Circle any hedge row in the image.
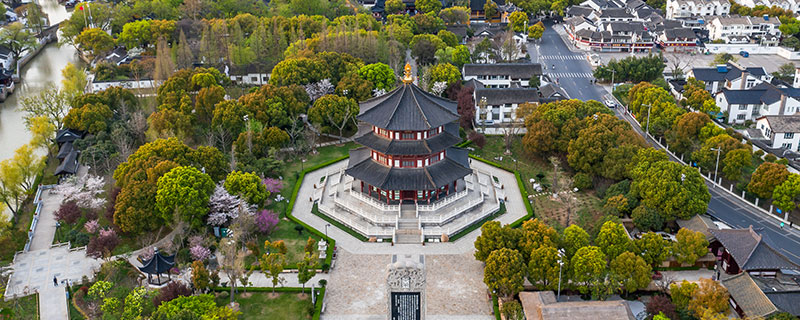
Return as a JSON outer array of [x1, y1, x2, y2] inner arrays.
[[467, 155, 535, 228], [492, 294, 501, 320], [284, 155, 350, 269], [212, 286, 326, 320]]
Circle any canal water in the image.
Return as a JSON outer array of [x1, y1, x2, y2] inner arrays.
[[0, 0, 79, 161]]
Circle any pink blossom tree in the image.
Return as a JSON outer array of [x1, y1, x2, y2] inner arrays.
[[261, 178, 284, 194], [255, 210, 279, 235], [52, 175, 106, 209], [87, 228, 120, 259]]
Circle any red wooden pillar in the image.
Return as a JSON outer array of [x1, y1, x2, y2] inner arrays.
[[361, 181, 364, 193]]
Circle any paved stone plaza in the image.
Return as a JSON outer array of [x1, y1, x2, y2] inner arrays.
[[294, 159, 526, 319]]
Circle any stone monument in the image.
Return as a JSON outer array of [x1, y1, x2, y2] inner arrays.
[[387, 254, 425, 320]]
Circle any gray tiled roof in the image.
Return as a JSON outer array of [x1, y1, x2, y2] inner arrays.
[[690, 63, 767, 82], [599, 8, 634, 18], [676, 214, 717, 238], [664, 28, 697, 40], [709, 227, 800, 271], [721, 273, 778, 319], [539, 84, 567, 99], [354, 123, 461, 156], [764, 291, 800, 315], [760, 115, 800, 133], [358, 83, 459, 131], [463, 63, 543, 79], [475, 88, 540, 105], [721, 88, 767, 105], [566, 6, 595, 17], [55, 150, 79, 176], [346, 147, 472, 190]]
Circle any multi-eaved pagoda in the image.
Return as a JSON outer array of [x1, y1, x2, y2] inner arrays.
[[346, 64, 472, 204], [314, 64, 504, 243]]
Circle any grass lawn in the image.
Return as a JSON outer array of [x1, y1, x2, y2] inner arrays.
[[215, 291, 313, 320], [470, 136, 605, 228], [0, 293, 39, 319], [244, 220, 323, 269]]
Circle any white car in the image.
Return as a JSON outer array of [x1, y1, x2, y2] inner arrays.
[[604, 99, 617, 108]]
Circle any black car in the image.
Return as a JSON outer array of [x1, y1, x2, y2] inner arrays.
[[65, 0, 77, 9]]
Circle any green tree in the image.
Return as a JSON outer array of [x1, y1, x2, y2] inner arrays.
[[669, 280, 698, 309], [484, 248, 525, 302], [358, 63, 396, 91], [773, 173, 800, 213], [308, 94, 359, 138], [439, 6, 470, 24], [385, 0, 405, 14], [561, 224, 590, 258], [18, 85, 70, 130], [595, 221, 632, 259], [416, 0, 442, 13], [633, 232, 671, 268], [191, 260, 212, 293], [156, 166, 215, 229], [24, 3, 46, 34], [748, 162, 789, 199], [451, 45, 471, 69], [224, 171, 269, 206], [508, 11, 528, 32], [269, 57, 330, 86], [527, 245, 561, 290], [153, 294, 238, 319], [570, 246, 607, 294], [665, 112, 711, 155], [609, 251, 652, 294], [75, 28, 115, 61], [631, 205, 664, 231], [428, 63, 462, 89], [0, 145, 44, 219], [484, 0, 499, 19], [63, 103, 113, 134], [772, 63, 797, 82], [61, 63, 88, 98], [437, 30, 459, 47], [296, 252, 318, 293], [631, 160, 710, 220], [411, 34, 447, 65], [474, 221, 520, 261], [500, 300, 525, 320], [0, 22, 35, 63], [721, 148, 751, 182], [119, 20, 153, 49], [519, 219, 558, 260], [688, 278, 729, 318], [672, 228, 709, 265], [528, 23, 545, 39], [260, 240, 288, 293], [711, 53, 737, 66]]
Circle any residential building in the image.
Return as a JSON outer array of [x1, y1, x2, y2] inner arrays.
[[519, 291, 636, 320], [665, 0, 730, 19], [462, 63, 543, 88], [753, 115, 800, 151], [715, 82, 800, 124], [738, 0, 798, 12], [709, 226, 800, 275], [706, 15, 781, 43], [474, 88, 540, 125], [597, 8, 636, 22], [0, 45, 14, 70], [565, 18, 655, 52], [580, 0, 625, 11], [658, 27, 699, 52], [687, 62, 769, 93], [721, 273, 780, 319]]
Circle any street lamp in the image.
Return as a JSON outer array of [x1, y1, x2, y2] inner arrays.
[[557, 248, 565, 300], [325, 223, 331, 240], [610, 69, 616, 88], [644, 103, 653, 140], [479, 96, 488, 133], [711, 147, 722, 186]]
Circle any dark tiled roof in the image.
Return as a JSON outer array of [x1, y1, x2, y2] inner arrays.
[[690, 63, 767, 82], [664, 28, 697, 40], [358, 83, 459, 131], [760, 115, 800, 133], [566, 6, 595, 17], [354, 123, 461, 156], [463, 63, 543, 79], [446, 24, 469, 38], [57, 141, 73, 160], [471, 23, 508, 37], [721, 273, 778, 319], [538, 83, 567, 99], [710, 227, 800, 271], [55, 150, 79, 176], [721, 88, 767, 105], [676, 214, 718, 238], [470, 0, 506, 10], [138, 250, 176, 274], [55, 129, 84, 144], [599, 8, 633, 18], [346, 147, 472, 190], [464, 78, 485, 89], [764, 291, 800, 316], [475, 88, 540, 105]]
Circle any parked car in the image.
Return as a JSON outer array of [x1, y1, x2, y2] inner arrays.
[[604, 99, 617, 108], [651, 270, 663, 280], [655, 231, 677, 242], [65, 0, 77, 9], [739, 51, 749, 57]]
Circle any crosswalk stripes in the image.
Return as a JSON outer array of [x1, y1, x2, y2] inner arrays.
[[539, 55, 586, 60], [547, 72, 594, 78]]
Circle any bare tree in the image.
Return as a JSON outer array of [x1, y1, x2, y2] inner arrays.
[[667, 52, 696, 80], [501, 108, 523, 155], [495, 31, 520, 62]]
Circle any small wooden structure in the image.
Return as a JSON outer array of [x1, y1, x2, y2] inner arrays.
[[138, 249, 176, 285]]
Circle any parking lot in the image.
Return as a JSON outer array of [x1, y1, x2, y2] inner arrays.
[[594, 51, 795, 74]]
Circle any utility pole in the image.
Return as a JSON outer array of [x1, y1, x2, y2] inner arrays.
[[610, 69, 616, 87], [557, 248, 565, 300], [479, 96, 488, 134], [711, 147, 722, 186], [645, 103, 652, 140]]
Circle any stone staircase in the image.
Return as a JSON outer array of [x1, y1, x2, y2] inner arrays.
[[395, 204, 421, 244]]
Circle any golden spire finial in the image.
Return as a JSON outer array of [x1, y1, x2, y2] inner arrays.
[[402, 63, 413, 84]]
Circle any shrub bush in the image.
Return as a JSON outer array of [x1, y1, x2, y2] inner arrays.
[[573, 173, 592, 190], [153, 281, 192, 307], [468, 131, 486, 149], [55, 201, 82, 224]]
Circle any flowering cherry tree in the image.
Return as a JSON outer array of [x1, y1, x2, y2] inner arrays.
[[206, 184, 253, 226], [304, 79, 334, 102], [52, 175, 106, 209], [84, 219, 99, 233], [255, 210, 279, 235], [190, 245, 211, 261]]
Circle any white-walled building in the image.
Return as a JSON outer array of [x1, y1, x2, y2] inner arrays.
[[474, 88, 540, 125], [462, 63, 544, 88], [738, 0, 798, 13], [665, 0, 730, 19], [755, 115, 800, 151], [706, 15, 781, 43], [687, 62, 770, 93], [716, 83, 800, 124]]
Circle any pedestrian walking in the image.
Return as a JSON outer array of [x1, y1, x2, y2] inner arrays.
[[53, 276, 58, 287], [780, 222, 785, 229]]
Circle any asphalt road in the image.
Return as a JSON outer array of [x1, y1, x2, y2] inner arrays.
[[527, 21, 606, 102], [532, 20, 800, 265]]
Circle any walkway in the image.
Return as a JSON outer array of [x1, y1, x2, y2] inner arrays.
[[4, 166, 100, 320]]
